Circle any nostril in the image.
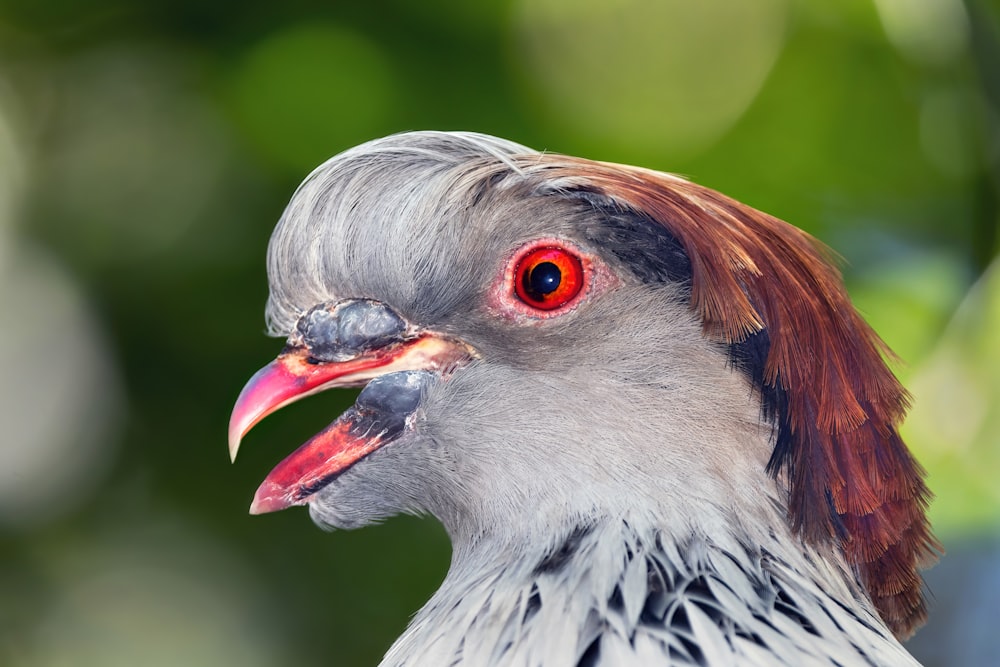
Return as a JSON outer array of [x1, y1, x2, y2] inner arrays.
[[296, 299, 408, 362], [336, 299, 407, 351]]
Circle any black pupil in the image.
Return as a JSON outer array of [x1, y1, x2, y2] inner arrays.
[[526, 261, 562, 297]]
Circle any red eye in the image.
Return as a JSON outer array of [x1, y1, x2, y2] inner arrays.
[[513, 245, 585, 311]]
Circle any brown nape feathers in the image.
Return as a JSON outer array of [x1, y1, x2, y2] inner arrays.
[[540, 157, 940, 638]]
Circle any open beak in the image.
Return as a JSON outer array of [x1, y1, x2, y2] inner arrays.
[[229, 299, 475, 514]]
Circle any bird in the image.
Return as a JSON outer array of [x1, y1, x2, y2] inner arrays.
[[228, 131, 939, 666]]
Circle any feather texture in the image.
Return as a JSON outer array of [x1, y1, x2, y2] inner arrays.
[[382, 518, 921, 666], [527, 158, 940, 637]]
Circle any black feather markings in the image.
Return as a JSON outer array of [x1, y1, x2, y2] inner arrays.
[[535, 523, 595, 575], [570, 189, 693, 288]]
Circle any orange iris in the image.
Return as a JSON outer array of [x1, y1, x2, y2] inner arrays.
[[513, 246, 585, 311]]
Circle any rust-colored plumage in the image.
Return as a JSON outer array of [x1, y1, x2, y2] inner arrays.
[[539, 157, 939, 638]]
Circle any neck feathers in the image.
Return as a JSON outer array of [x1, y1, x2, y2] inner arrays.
[[383, 518, 920, 667]]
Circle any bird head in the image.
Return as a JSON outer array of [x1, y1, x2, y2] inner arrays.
[[229, 131, 937, 638]]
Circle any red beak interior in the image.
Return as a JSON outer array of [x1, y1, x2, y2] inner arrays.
[[229, 334, 474, 514]]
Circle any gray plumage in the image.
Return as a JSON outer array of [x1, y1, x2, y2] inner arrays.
[[247, 131, 927, 666]]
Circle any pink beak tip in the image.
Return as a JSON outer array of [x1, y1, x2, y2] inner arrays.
[[249, 483, 299, 515]]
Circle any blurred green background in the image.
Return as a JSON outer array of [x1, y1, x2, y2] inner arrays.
[[1, 0, 998, 665]]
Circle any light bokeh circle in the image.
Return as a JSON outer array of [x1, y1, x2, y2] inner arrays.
[[511, 0, 789, 159]]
